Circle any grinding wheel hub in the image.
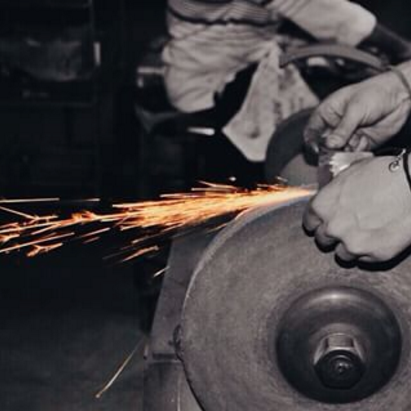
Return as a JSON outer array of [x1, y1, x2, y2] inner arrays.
[[181, 198, 411, 411]]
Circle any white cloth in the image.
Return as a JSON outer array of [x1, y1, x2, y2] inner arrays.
[[223, 43, 319, 161]]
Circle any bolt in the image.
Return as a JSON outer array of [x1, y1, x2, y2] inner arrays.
[[173, 325, 183, 359], [313, 333, 366, 390]]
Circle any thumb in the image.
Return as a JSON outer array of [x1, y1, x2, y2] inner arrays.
[[325, 103, 364, 150]]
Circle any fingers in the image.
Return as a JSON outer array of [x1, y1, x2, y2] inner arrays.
[[346, 134, 370, 152], [335, 243, 357, 262], [304, 93, 347, 153], [324, 103, 364, 150], [303, 200, 337, 249], [314, 224, 338, 249], [302, 203, 322, 233], [304, 88, 366, 153], [304, 110, 327, 155], [303, 200, 357, 262], [357, 255, 375, 264]]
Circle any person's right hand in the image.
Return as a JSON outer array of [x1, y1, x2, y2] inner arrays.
[[304, 66, 411, 153]]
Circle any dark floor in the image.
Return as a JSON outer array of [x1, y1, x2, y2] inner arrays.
[[0, 246, 146, 411]]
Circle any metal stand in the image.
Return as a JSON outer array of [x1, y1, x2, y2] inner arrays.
[[143, 230, 216, 411]]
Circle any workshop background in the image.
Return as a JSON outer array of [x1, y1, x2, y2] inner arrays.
[[0, 1, 409, 411]]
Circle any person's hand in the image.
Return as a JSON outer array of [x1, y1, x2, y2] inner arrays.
[[304, 68, 411, 154], [303, 156, 411, 263]]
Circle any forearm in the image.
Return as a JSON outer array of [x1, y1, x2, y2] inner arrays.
[[267, 0, 376, 45]]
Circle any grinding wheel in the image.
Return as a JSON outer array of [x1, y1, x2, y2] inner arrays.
[[265, 109, 317, 186], [181, 198, 411, 411]]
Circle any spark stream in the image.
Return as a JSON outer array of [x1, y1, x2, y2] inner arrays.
[[0, 183, 312, 262]]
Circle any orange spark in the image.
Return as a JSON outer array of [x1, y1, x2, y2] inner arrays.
[[0, 183, 313, 262], [27, 243, 63, 257]]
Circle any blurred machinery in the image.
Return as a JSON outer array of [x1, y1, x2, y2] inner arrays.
[[0, 0, 125, 198]]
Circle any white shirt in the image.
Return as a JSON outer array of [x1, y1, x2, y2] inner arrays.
[[163, 0, 376, 112], [162, 0, 376, 161]]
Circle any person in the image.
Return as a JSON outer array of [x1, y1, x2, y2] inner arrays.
[[162, 0, 411, 163], [303, 61, 411, 263]]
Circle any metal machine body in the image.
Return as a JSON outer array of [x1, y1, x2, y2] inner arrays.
[[143, 231, 215, 411], [144, 197, 411, 411]]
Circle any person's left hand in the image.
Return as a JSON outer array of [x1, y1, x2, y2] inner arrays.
[[303, 156, 411, 263]]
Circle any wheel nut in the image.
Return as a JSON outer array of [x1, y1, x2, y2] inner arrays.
[[313, 334, 366, 390]]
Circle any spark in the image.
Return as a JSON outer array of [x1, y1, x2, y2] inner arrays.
[[153, 266, 169, 278], [0, 205, 36, 220], [95, 336, 147, 399], [0, 183, 313, 262], [27, 243, 63, 257], [0, 197, 60, 204]]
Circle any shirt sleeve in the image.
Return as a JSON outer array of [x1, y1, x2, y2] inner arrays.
[[267, 0, 377, 46]]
